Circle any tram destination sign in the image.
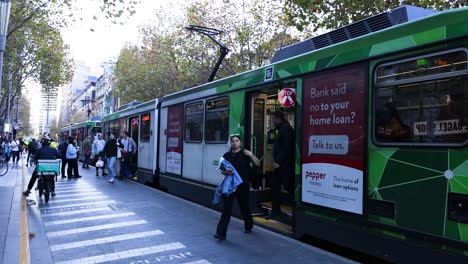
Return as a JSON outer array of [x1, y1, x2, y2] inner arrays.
[[301, 63, 366, 215]]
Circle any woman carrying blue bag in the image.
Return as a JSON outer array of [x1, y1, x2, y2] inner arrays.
[[214, 135, 260, 241]]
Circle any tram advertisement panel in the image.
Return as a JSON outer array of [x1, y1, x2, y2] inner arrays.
[[301, 63, 366, 214], [166, 104, 184, 175]]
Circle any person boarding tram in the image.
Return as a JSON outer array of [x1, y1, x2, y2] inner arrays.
[[269, 111, 294, 220]]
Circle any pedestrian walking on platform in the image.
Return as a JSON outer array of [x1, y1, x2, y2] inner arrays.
[[93, 133, 107, 176], [214, 135, 260, 241], [104, 132, 123, 183], [58, 137, 68, 178], [120, 131, 136, 178], [82, 136, 92, 169], [66, 137, 81, 179], [11, 137, 20, 167]]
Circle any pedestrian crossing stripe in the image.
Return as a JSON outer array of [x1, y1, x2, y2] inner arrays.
[[47, 220, 147, 237], [49, 195, 108, 203], [41, 207, 112, 217], [54, 242, 185, 264], [44, 212, 135, 225], [39, 200, 115, 210], [56, 191, 102, 198], [50, 230, 164, 251]]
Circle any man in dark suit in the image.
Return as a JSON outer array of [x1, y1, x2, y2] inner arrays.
[[269, 111, 294, 219]]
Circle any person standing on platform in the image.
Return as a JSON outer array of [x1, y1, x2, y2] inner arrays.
[[214, 135, 260, 241], [58, 137, 68, 178], [66, 137, 81, 179], [120, 131, 137, 178], [268, 111, 294, 220], [26, 139, 38, 167], [10, 137, 20, 167], [82, 136, 92, 169], [103, 132, 123, 183], [92, 133, 107, 176]]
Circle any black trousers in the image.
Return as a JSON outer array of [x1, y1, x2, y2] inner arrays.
[[271, 165, 293, 215], [67, 158, 79, 178], [12, 151, 20, 163], [216, 183, 253, 237], [83, 155, 91, 168], [61, 158, 67, 176], [27, 171, 55, 192]]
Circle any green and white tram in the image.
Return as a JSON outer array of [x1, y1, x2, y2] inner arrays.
[[155, 6, 468, 263], [60, 120, 102, 160], [101, 100, 160, 184]]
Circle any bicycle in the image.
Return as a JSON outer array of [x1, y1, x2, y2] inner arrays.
[[36, 160, 60, 203], [0, 155, 9, 177]]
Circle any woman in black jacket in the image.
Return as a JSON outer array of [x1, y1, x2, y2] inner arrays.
[[103, 132, 123, 183], [215, 135, 260, 240]]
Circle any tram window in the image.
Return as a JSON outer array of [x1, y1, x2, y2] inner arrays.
[[140, 114, 151, 142], [185, 102, 204, 142], [205, 98, 229, 143], [376, 50, 467, 86], [375, 76, 468, 145]]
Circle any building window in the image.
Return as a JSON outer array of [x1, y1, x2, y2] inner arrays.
[[140, 113, 151, 142], [374, 50, 468, 146], [205, 98, 229, 143], [185, 101, 204, 142]]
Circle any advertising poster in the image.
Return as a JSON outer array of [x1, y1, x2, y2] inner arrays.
[[166, 104, 184, 175], [301, 64, 366, 214]]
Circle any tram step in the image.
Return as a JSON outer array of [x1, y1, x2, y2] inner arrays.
[[253, 216, 293, 236], [259, 201, 293, 216]]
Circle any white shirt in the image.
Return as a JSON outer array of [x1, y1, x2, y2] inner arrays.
[[93, 139, 106, 154], [11, 140, 20, 151]]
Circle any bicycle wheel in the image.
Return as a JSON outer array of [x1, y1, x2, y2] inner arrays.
[[0, 160, 8, 176]]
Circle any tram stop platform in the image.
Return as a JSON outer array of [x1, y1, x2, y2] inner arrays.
[[1, 159, 356, 264]]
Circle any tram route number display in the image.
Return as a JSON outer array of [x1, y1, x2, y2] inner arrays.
[[413, 119, 467, 136], [301, 64, 366, 215]]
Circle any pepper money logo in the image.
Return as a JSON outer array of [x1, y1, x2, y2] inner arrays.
[[305, 171, 326, 187]]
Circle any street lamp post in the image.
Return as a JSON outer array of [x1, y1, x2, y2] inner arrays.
[[0, 0, 11, 133]]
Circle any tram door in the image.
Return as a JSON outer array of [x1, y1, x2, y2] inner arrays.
[[129, 116, 140, 175], [138, 112, 152, 170], [249, 94, 268, 189]]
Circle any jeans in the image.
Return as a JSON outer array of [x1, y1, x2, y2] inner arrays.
[[107, 157, 116, 181]]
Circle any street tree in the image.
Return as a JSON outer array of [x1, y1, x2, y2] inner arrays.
[[283, 0, 468, 33], [113, 0, 298, 104]]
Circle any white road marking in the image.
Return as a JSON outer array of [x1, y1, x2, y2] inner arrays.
[[45, 212, 135, 225], [55, 185, 92, 190], [182, 260, 212, 264], [54, 188, 96, 194], [56, 192, 102, 198], [50, 230, 164, 251], [50, 195, 108, 203], [47, 220, 147, 237], [40, 200, 115, 210], [41, 207, 112, 217], [55, 242, 186, 264]]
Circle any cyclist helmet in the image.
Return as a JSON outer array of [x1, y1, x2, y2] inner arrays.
[[41, 137, 51, 146]]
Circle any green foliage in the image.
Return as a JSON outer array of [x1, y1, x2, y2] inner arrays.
[[0, 0, 73, 120], [283, 0, 468, 33], [113, 0, 298, 104]]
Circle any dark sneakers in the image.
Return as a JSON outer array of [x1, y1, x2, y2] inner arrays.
[[22, 190, 30, 197], [214, 233, 226, 241]]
